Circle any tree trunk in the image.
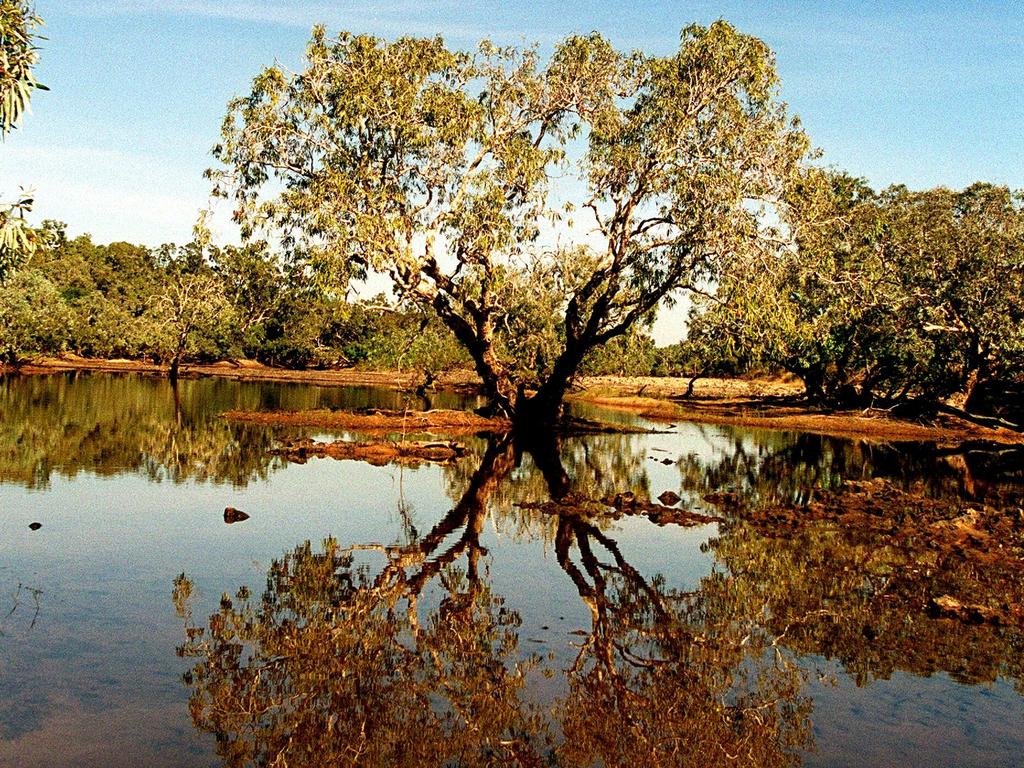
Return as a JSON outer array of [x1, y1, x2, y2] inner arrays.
[[473, 344, 518, 418], [428, 299, 517, 418], [515, 390, 564, 432], [169, 351, 182, 383], [515, 344, 588, 431], [796, 366, 825, 404], [963, 367, 983, 414], [962, 338, 989, 414], [684, 366, 709, 399]]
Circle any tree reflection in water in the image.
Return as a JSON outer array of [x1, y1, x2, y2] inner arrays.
[[553, 513, 810, 767], [0, 374, 285, 487], [174, 428, 1024, 767], [674, 431, 1024, 690], [673, 427, 1024, 507], [175, 433, 815, 767]]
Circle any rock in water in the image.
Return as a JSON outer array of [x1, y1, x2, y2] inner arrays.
[[658, 490, 682, 506], [28, 522, 42, 531], [224, 507, 250, 524]]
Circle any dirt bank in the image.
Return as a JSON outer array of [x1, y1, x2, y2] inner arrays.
[[223, 407, 510, 435], [571, 393, 1024, 446], [576, 373, 803, 401], [8, 355, 480, 390]]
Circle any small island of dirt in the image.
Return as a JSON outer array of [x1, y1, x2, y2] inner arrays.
[[223, 407, 510, 435]]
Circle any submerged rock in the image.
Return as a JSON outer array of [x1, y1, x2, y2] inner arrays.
[[224, 507, 250, 524], [658, 490, 682, 506]]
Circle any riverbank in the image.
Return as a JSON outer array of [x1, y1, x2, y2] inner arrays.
[[4, 354, 482, 390], [7, 355, 1022, 446], [574, 393, 1024, 446]]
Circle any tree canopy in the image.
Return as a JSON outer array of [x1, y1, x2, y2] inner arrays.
[[211, 22, 808, 425], [0, 0, 44, 134], [687, 172, 1024, 418]]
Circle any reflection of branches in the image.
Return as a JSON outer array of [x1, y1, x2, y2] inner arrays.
[[708, 494, 1024, 691], [171, 421, 1024, 767], [676, 429, 1023, 510], [176, 537, 550, 766], [0, 582, 42, 636], [353, 434, 516, 606], [515, 435, 812, 766], [175, 433, 551, 766], [551, 512, 811, 768], [175, 431, 815, 768]]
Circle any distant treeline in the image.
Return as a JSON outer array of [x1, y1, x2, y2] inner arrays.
[[0, 222, 679, 380], [685, 179, 1024, 421], [2, 172, 1022, 426]]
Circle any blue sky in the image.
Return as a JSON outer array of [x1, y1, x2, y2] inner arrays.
[[1, 1, 1022, 335], [3, 0, 1022, 247]]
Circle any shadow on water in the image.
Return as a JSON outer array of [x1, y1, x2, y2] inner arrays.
[[174, 429, 1024, 768]]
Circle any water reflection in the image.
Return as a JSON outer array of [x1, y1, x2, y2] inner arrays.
[[3, 373, 1023, 765], [4, 371, 1017, 500], [706, 499, 1024, 692], [175, 435, 550, 766], [553, 511, 811, 768], [0, 373, 479, 488], [175, 434, 816, 766], [674, 427, 1024, 506], [177, 430, 1024, 767], [174, 430, 1015, 765]]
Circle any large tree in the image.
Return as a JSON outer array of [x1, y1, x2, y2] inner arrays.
[[211, 22, 808, 426]]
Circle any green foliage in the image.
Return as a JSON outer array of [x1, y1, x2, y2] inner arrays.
[[0, 2, 47, 281], [211, 22, 808, 421], [580, 325, 657, 377], [0, 0, 45, 134], [0, 266, 72, 361], [0, 227, 470, 376], [28, 232, 160, 358], [340, 300, 470, 378], [0, 191, 46, 278], [144, 269, 235, 371], [687, 173, 1024, 413]]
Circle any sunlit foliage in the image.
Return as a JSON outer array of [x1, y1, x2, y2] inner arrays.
[[0, 1, 47, 278], [688, 173, 1024, 416], [211, 22, 808, 423]]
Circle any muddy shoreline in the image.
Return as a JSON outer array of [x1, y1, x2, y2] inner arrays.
[[6, 355, 1022, 446]]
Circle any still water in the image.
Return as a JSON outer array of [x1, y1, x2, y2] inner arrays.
[[1, 372, 1022, 767]]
